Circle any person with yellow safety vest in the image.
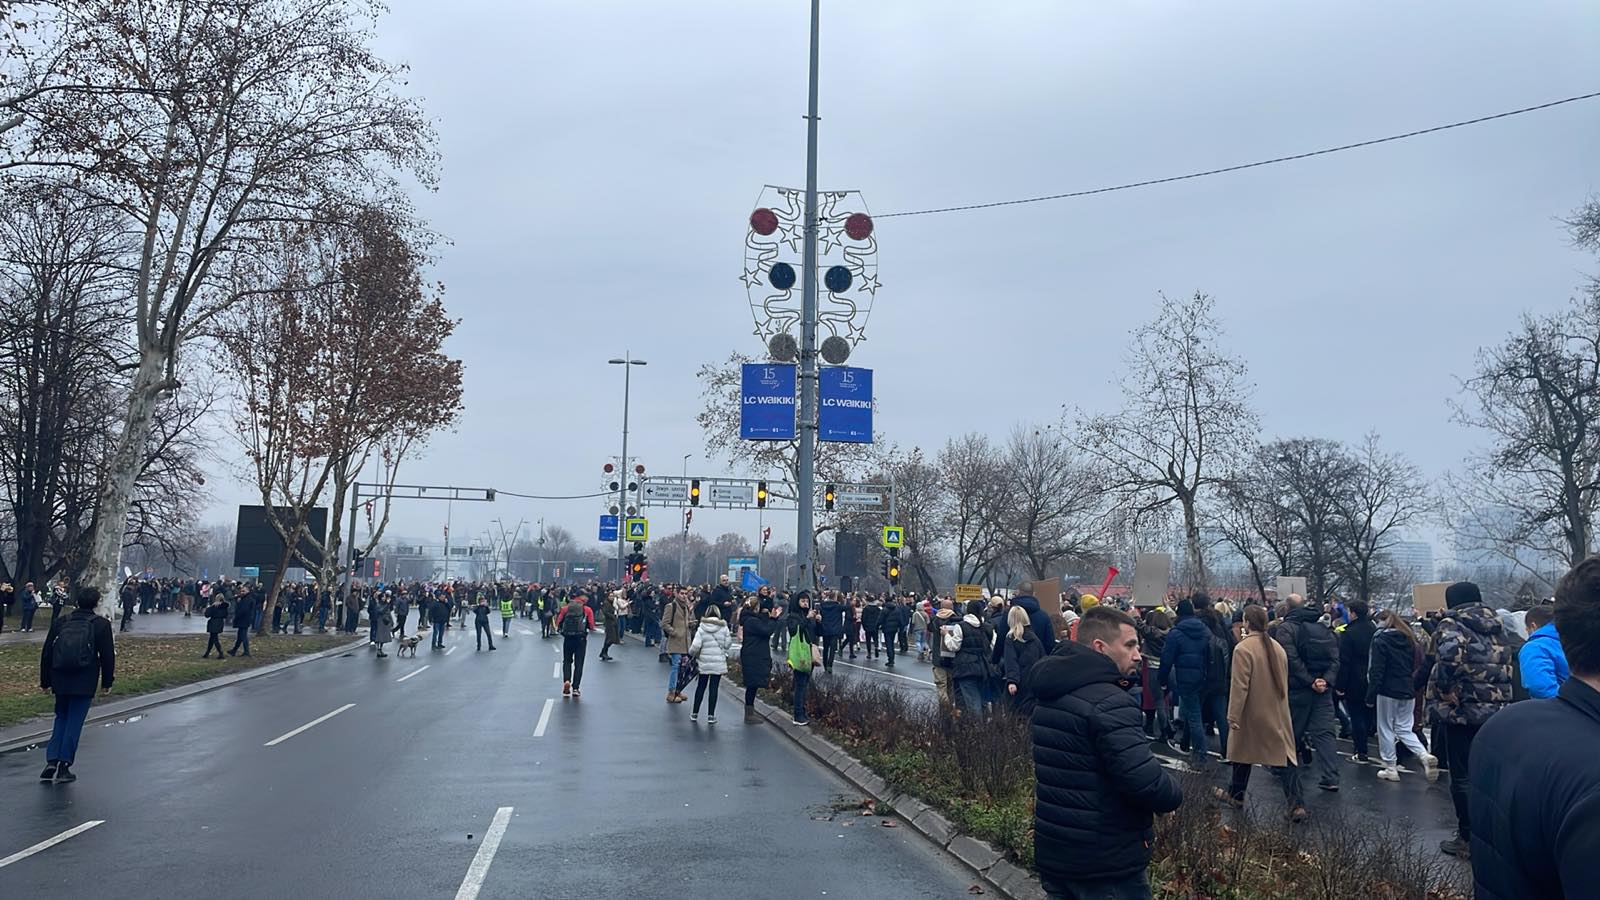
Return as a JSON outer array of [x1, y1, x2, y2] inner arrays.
[[500, 590, 515, 637]]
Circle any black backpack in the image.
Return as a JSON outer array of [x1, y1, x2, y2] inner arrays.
[[1293, 619, 1337, 678], [560, 601, 588, 636], [1205, 630, 1231, 689], [52, 615, 98, 671]]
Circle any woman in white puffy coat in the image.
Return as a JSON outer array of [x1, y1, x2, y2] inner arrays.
[[688, 607, 734, 724]]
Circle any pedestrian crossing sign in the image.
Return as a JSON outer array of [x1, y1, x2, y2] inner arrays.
[[881, 526, 904, 549], [625, 517, 649, 541]]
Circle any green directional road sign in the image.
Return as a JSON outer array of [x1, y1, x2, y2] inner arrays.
[[881, 526, 904, 549], [625, 517, 649, 542]]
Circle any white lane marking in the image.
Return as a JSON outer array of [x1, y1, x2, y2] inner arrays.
[[454, 806, 513, 900], [0, 820, 105, 869], [396, 665, 430, 683], [445, 645, 457, 655], [552, 658, 561, 679], [263, 703, 356, 747], [519, 628, 535, 636], [533, 698, 555, 737], [832, 660, 935, 686]]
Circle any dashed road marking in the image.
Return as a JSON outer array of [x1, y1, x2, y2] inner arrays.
[[534, 698, 555, 738], [0, 820, 104, 869], [264, 703, 356, 747], [454, 806, 513, 900], [396, 665, 430, 683]]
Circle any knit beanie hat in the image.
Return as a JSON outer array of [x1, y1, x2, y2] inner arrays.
[[1445, 582, 1483, 609], [1176, 598, 1196, 618]]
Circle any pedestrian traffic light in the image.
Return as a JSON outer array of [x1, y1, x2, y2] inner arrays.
[[824, 484, 835, 511], [756, 480, 768, 507], [887, 547, 901, 586], [690, 479, 701, 506]]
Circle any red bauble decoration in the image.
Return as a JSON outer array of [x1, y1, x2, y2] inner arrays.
[[750, 208, 779, 236]]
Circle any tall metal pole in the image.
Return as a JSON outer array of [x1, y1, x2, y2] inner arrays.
[[617, 359, 633, 584], [795, 0, 822, 591], [680, 453, 691, 584]]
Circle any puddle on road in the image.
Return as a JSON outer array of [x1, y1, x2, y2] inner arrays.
[[101, 714, 146, 728]]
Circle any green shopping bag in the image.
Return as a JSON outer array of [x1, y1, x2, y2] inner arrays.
[[787, 630, 813, 673]]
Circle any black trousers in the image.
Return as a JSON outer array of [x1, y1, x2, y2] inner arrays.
[[475, 621, 495, 650], [882, 630, 897, 665], [1445, 723, 1479, 839], [692, 673, 721, 716], [1228, 761, 1304, 807], [203, 633, 224, 657], [822, 635, 840, 670], [563, 635, 587, 687]]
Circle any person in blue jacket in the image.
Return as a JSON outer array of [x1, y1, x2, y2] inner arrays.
[[1519, 604, 1568, 699], [1158, 598, 1214, 768]]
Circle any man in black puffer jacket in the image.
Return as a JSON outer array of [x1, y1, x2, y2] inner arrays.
[[1026, 605, 1182, 899]]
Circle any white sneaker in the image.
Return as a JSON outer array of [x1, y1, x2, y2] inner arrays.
[[1421, 753, 1440, 783], [1377, 767, 1401, 782]]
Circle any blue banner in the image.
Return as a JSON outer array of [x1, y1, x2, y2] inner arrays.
[[740, 569, 769, 592], [598, 515, 618, 542], [740, 364, 797, 440], [819, 366, 873, 443]]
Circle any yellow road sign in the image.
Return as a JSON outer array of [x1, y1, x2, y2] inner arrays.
[[881, 526, 904, 549]]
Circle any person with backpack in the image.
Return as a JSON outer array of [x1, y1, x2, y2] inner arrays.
[[202, 591, 229, 659], [1425, 581, 1514, 859], [556, 593, 594, 697], [948, 599, 995, 717], [817, 593, 845, 672], [1275, 593, 1343, 792], [1159, 598, 1216, 768], [38, 587, 115, 783]]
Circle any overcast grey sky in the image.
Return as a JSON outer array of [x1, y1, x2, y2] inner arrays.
[[205, 1, 1599, 562]]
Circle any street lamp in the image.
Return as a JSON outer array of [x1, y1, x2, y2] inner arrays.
[[610, 356, 647, 583]]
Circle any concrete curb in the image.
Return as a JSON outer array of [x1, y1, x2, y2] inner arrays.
[[0, 637, 366, 753], [718, 679, 1046, 900]]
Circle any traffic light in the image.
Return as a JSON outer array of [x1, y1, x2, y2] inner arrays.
[[756, 480, 768, 508], [824, 484, 835, 511], [689, 479, 701, 506], [887, 548, 901, 586]]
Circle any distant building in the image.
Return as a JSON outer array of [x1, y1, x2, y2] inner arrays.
[[1384, 541, 1435, 582]]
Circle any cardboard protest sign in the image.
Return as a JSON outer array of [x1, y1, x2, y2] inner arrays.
[[1412, 582, 1451, 614], [1275, 576, 1308, 601], [1133, 554, 1171, 607]]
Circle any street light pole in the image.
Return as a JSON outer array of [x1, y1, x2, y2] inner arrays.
[[610, 356, 647, 584], [795, 0, 822, 592]]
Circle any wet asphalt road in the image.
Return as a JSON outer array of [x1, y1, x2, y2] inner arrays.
[[819, 645, 1465, 852], [0, 624, 979, 900]]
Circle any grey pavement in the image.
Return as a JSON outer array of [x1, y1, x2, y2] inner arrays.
[[0, 623, 980, 899]]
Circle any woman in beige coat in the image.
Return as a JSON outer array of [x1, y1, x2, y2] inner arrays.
[[1220, 604, 1307, 821]]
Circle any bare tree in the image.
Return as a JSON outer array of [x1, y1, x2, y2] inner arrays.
[[937, 432, 1013, 587], [1332, 433, 1431, 603], [869, 446, 944, 592], [15, 0, 436, 596], [1448, 294, 1600, 585], [1080, 292, 1256, 590], [1259, 438, 1358, 603], [1211, 475, 1279, 603], [1000, 426, 1105, 581]]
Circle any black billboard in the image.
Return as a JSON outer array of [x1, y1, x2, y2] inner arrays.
[[834, 531, 871, 578], [233, 505, 329, 569]]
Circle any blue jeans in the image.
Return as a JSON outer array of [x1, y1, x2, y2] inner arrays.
[[46, 694, 94, 765], [432, 622, 446, 647], [1042, 870, 1152, 900], [668, 653, 682, 692], [793, 669, 811, 722]]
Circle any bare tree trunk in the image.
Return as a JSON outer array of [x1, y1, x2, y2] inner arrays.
[[1182, 495, 1208, 592], [83, 350, 168, 606]]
